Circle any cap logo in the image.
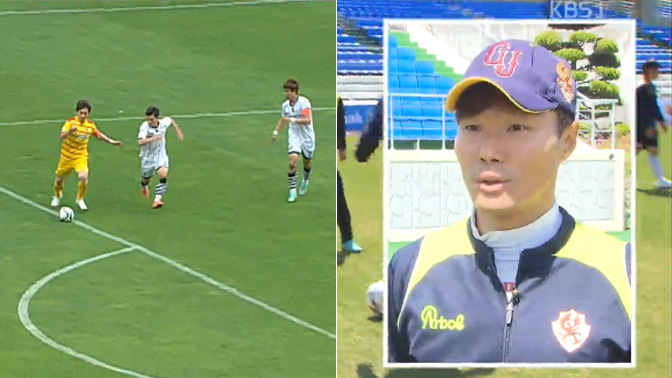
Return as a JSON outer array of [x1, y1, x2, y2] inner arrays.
[[556, 60, 575, 103], [483, 41, 522, 78]]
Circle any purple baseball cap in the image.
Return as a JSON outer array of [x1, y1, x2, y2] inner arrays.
[[445, 39, 577, 118]]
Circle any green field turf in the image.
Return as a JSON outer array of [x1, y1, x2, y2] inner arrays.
[[0, 1, 335, 377], [337, 134, 671, 378]]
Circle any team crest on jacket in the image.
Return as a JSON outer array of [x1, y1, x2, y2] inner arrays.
[[552, 309, 591, 353]]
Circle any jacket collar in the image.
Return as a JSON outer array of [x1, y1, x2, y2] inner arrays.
[[469, 207, 576, 287]]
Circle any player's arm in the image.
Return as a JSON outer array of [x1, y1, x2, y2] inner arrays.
[[137, 123, 158, 145], [284, 107, 312, 125], [59, 122, 77, 140], [95, 129, 123, 146], [270, 115, 285, 141], [649, 87, 667, 130], [170, 118, 184, 141], [337, 96, 346, 152]]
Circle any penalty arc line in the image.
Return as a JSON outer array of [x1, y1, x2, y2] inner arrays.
[[0, 0, 321, 17], [0, 185, 336, 342], [0, 107, 335, 127], [17, 246, 160, 378]]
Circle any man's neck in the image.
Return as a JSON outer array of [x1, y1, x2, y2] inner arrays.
[[475, 199, 555, 235]]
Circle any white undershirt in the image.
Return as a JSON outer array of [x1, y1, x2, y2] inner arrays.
[[470, 203, 563, 286]]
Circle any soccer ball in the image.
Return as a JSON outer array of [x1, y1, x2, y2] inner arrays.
[[59, 207, 75, 222], [366, 280, 385, 316]]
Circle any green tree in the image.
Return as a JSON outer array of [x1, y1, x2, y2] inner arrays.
[[554, 48, 586, 70], [588, 52, 620, 69], [595, 66, 620, 80], [534, 31, 562, 51], [595, 38, 619, 53], [570, 31, 598, 47], [589, 81, 619, 100], [573, 70, 589, 82]]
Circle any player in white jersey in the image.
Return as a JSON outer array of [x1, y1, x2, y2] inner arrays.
[[270, 78, 316, 203], [137, 106, 183, 209]]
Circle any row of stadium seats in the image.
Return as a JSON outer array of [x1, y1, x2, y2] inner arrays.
[[340, 0, 672, 142], [389, 75, 454, 93], [337, 0, 672, 75], [389, 105, 454, 119], [388, 120, 458, 141]]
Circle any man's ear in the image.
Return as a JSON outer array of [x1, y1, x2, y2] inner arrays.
[[560, 120, 579, 161]]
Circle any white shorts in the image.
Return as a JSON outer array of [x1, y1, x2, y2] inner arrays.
[[141, 157, 169, 178], [288, 134, 315, 160]]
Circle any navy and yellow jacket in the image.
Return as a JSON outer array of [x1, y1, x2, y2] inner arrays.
[[355, 97, 383, 162], [338, 95, 346, 152], [388, 207, 631, 363]]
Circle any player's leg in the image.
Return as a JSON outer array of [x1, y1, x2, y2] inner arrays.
[[52, 159, 73, 207], [299, 143, 314, 196], [140, 165, 153, 198], [153, 166, 169, 209], [287, 153, 300, 203], [644, 128, 671, 188], [337, 170, 362, 253], [287, 135, 301, 202], [74, 160, 90, 211]]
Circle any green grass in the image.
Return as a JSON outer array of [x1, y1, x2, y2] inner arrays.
[[0, 1, 335, 377], [337, 134, 671, 377]]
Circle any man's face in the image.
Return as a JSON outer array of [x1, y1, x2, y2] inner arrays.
[[146, 114, 158, 126], [76, 108, 89, 123], [645, 67, 660, 81], [454, 101, 577, 219], [284, 88, 297, 101]]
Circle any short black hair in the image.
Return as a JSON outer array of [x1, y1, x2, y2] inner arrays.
[[76, 100, 91, 112], [642, 60, 660, 71], [283, 78, 299, 93], [145, 106, 160, 117], [454, 82, 574, 135]]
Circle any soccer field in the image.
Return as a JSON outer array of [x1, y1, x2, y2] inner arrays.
[[0, 1, 335, 377], [337, 133, 671, 378]]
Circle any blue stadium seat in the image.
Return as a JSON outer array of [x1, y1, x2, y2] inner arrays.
[[401, 106, 422, 118], [437, 77, 454, 92], [399, 75, 418, 89], [422, 120, 443, 140], [389, 76, 400, 88], [416, 61, 435, 75], [389, 35, 398, 48], [398, 60, 416, 74], [418, 76, 437, 90], [397, 48, 416, 61], [402, 121, 423, 139], [388, 48, 398, 59], [421, 106, 443, 118]]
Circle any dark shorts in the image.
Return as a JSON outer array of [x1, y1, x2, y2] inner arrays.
[[637, 125, 658, 149]]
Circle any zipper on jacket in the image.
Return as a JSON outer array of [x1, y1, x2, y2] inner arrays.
[[502, 289, 519, 362]]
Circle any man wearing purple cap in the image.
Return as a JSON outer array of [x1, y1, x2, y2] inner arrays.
[[387, 40, 631, 364]]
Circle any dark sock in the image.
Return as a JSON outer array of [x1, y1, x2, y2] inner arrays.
[[288, 171, 297, 190]]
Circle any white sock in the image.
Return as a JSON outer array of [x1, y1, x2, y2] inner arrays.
[[648, 155, 664, 181], [155, 194, 162, 202]]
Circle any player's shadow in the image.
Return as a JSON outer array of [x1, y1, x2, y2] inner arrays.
[[337, 250, 356, 266], [356, 363, 494, 378], [637, 187, 672, 197]]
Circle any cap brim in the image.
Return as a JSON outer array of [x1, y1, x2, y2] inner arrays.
[[445, 77, 541, 114]]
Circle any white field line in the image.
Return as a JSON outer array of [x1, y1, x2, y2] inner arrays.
[[17, 247, 159, 378], [1, 185, 336, 341], [0, 107, 335, 127], [0, 0, 316, 17]]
